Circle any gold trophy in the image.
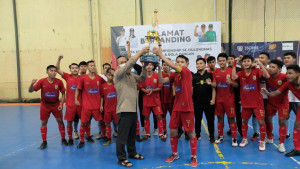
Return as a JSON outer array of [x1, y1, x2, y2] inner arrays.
[[142, 9, 159, 64]]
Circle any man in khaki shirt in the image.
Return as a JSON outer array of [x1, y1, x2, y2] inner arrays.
[[114, 46, 148, 167]]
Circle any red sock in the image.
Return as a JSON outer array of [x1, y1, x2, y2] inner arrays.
[[80, 125, 85, 142], [217, 121, 224, 137], [86, 124, 91, 137], [144, 119, 150, 135], [136, 120, 140, 135], [100, 122, 106, 137], [279, 125, 287, 144], [230, 122, 237, 139], [41, 126, 47, 142], [58, 124, 65, 139], [163, 118, 167, 133], [106, 125, 111, 139], [158, 119, 164, 135], [67, 125, 73, 140], [293, 129, 300, 150], [266, 122, 273, 139], [260, 124, 266, 142], [170, 136, 178, 153], [190, 137, 197, 157], [242, 122, 248, 139]]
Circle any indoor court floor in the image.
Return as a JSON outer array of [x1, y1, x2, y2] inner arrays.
[[0, 104, 299, 169]]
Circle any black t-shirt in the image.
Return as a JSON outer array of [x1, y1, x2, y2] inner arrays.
[[231, 66, 241, 103], [192, 70, 213, 104]]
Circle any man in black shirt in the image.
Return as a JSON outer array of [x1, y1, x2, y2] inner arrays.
[[193, 58, 216, 143]]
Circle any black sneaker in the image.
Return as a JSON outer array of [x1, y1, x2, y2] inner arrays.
[[210, 138, 215, 144], [177, 128, 184, 138], [286, 134, 290, 139], [77, 141, 85, 148], [136, 135, 142, 142], [215, 136, 224, 144], [39, 141, 47, 149], [61, 139, 69, 146], [285, 149, 300, 157], [86, 136, 94, 143], [104, 136, 109, 141], [227, 130, 232, 135], [184, 132, 190, 141], [68, 139, 74, 146]]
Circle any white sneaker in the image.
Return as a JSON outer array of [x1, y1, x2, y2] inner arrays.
[[96, 133, 102, 140], [266, 138, 273, 144], [141, 128, 146, 135], [215, 136, 224, 144], [113, 131, 118, 137], [239, 139, 248, 147], [278, 143, 286, 153], [232, 138, 238, 147], [259, 141, 266, 151], [153, 128, 159, 136]]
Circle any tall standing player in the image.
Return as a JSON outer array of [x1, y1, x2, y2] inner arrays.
[[28, 65, 68, 149], [155, 48, 198, 167], [56, 55, 82, 145], [262, 65, 300, 156], [212, 53, 238, 146], [75, 61, 103, 148], [232, 55, 270, 151]]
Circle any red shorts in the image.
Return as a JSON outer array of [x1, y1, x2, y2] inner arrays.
[[242, 106, 265, 121], [296, 108, 300, 122], [266, 104, 289, 118], [40, 103, 62, 121], [81, 108, 102, 123], [104, 111, 118, 123], [161, 103, 173, 116], [215, 102, 236, 118], [64, 105, 82, 121], [143, 106, 163, 116], [169, 111, 194, 132]]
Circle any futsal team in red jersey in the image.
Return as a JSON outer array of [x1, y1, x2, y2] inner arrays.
[[28, 43, 300, 168]]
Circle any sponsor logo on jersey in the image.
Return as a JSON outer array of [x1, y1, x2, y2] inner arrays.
[[175, 85, 182, 93], [243, 84, 256, 91], [146, 86, 155, 90], [269, 87, 277, 92], [107, 92, 117, 99], [88, 88, 99, 94], [45, 92, 57, 98], [217, 82, 229, 88], [163, 82, 170, 88], [70, 85, 77, 91]]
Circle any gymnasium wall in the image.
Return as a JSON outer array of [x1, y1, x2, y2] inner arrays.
[[0, 0, 299, 101]]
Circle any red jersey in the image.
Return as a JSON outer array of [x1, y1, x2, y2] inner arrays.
[[77, 74, 103, 110], [33, 78, 65, 104], [101, 82, 117, 112], [266, 73, 288, 107], [278, 81, 300, 99], [237, 68, 264, 108], [169, 67, 193, 112], [138, 73, 162, 107], [161, 71, 175, 104], [62, 72, 82, 106], [213, 67, 235, 103]]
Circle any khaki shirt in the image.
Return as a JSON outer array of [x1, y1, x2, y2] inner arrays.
[[114, 58, 146, 113]]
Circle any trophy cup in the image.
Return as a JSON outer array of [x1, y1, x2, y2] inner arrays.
[[142, 9, 160, 65]]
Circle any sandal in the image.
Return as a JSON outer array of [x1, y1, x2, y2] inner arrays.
[[118, 160, 133, 167], [129, 154, 144, 160]]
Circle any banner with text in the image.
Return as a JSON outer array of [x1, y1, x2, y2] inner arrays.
[[111, 21, 221, 72]]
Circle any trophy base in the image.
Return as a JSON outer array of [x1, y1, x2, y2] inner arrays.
[[142, 55, 159, 66]]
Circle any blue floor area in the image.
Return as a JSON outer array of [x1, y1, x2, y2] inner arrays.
[[0, 105, 299, 169]]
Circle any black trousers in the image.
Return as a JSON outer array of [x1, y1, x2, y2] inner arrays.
[[194, 103, 215, 139], [138, 92, 157, 129], [289, 102, 299, 116], [116, 112, 137, 161], [235, 101, 242, 134]]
